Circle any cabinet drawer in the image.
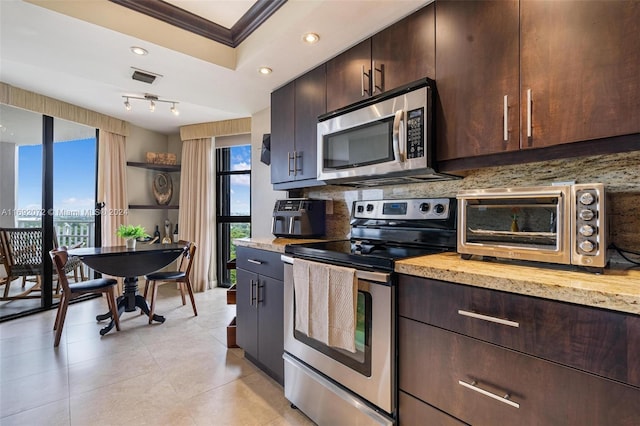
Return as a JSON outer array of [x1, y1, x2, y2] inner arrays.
[[398, 275, 640, 387], [237, 247, 284, 280], [399, 391, 467, 426], [399, 318, 640, 426]]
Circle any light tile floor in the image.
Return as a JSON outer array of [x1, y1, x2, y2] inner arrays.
[[0, 285, 315, 426]]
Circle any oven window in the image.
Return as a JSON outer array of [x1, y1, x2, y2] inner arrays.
[[464, 197, 561, 249], [294, 290, 372, 376], [323, 117, 394, 170]]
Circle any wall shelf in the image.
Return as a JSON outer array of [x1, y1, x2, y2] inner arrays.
[[127, 161, 181, 172], [128, 204, 179, 210]]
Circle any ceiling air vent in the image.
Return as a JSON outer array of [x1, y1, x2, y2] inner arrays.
[[130, 67, 163, 84]]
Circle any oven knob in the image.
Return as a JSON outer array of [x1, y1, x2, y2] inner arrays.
[[579, 225, 595, 237], [579, 240, 595, 253], [434, 204, 445, 214], [366, 204, 374, 212], [419, 203, 430, 213], [579, 209, 595, 221], [357, 205, 364, 213], [579, 192, 595, 205]]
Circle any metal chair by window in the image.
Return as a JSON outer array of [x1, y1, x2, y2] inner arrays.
[[142, 241, 197, 324], [50, 246, 120, 347], [0, 227, 43, 300]]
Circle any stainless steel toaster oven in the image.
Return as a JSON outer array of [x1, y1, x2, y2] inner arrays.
[[457, 183, 607, 271]]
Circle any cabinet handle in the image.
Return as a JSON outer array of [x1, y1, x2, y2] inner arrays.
[[459, 380, 520, 409], [294, 151, 302, 174], [247, 259, 263, 265], [503, 95, 509, 141], [249, 280, 257, 306], [288, 152, 295, 176], [458, 309, 519, 328], [361, 65, 370, 97], [526, 89, 533, 138], [372, 61, 383, 94], [372, 60, 377, 94], [257, 282, 264, 303]]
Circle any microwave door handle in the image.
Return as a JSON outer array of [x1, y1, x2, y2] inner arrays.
[[392, 110, 405, 162]]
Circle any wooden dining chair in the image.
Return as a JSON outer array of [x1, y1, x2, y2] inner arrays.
[[50, 246, 120, 347], [143, 241, 197, 324]]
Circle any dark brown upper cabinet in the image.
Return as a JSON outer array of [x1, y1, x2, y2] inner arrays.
[[435, 0, 520, 161], [436, 0, 640, 163], [270, 64, 326, 188], [520, 0, 640, 150], [326, 3, 435, 113]]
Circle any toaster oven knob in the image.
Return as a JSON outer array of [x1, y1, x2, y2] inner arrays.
[[579, 240, 595, 253], [579, 192, 595, 205], [579, 224, 595, 237], [579, 209, 595, 221], [357, 205, 364, 213], [419, 202, 430, 213], [434, 204, 445, 214], [366, 204, 374, 212]]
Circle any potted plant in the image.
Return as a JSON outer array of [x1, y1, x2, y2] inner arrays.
[[116, 224, 149, 249]]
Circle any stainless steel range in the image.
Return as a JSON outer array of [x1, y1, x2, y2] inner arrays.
[[282, 198, 457, 425]]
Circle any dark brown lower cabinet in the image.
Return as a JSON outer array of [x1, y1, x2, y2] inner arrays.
[[399, 318, 640, 425], [399, 391, 467, 426]]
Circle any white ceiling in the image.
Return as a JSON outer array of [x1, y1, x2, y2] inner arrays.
[[0, 0, 429, 137]]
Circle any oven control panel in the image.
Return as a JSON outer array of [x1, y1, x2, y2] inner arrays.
[[353, 198, 452, 220]]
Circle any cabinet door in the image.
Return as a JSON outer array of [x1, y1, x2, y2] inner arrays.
[[400, 318, 640, 426], [293, 64, 326, 182], [236, 268, 258, 357], [372, 3, 435, 94], [270, 81, 295, 184], [520, 0, 640, 149], [435, 0, 520, 161], [257, 275, 284, 384], [326, 39, 372, 112]]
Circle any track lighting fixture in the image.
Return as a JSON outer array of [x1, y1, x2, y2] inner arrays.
[[122, 94, 179, 115]]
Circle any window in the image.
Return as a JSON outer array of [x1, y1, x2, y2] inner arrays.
[[216, 145, 251, 287]]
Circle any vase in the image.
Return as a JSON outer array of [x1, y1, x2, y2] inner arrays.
[[125, 238, 137, 249]]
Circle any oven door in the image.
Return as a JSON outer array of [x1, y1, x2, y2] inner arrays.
[[282, 256, 395, 418]]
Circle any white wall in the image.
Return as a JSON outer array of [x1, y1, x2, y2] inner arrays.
[[250, 107, 287, 238]]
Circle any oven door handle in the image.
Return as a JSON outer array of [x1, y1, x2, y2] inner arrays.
[[282, 255, 390, 284]]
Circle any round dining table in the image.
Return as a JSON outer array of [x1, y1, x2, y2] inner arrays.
[[69, 243, 186, 335]]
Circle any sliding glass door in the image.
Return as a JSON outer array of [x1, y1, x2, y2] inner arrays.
[[0, 105, 98, 320]]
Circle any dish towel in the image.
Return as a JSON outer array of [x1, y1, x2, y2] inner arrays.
[[326, 263, 357, 353], [292, 258, 357, 353]]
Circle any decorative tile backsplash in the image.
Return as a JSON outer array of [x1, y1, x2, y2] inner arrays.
[[306, 150, 640, 261]]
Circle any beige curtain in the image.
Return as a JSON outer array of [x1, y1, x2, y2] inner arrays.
[[98, 131, 128, 247], [178, 138, 216, 291]]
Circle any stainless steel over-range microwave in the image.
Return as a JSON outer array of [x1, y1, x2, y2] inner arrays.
[[457, 183, 608, 270], [317, 78, 455, 186]]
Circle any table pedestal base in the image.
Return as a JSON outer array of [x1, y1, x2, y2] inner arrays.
[[96, 276, 165, 335]]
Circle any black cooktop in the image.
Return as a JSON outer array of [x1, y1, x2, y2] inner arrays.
[[284, 240, 450, 272]]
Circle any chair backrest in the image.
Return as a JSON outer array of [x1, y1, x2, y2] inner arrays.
[[0, 227, 43, 275], [177, 240, 197, 277], [50, 247, 71, 294]]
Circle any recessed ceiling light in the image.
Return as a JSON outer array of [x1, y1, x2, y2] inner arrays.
[[130, 46, 148, 56], [302, 33, 320, 44], [258, 67, 273, 75]]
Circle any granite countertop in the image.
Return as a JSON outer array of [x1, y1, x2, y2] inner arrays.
[[396, 252, 640, 315], [233, 237, 330, 253], [234, 238, 640, 315]]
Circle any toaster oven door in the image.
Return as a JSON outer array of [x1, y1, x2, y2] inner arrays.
[[457, 187, 572, 264]]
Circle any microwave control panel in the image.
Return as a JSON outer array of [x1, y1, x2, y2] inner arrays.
[[406, 107, 424, 159]]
